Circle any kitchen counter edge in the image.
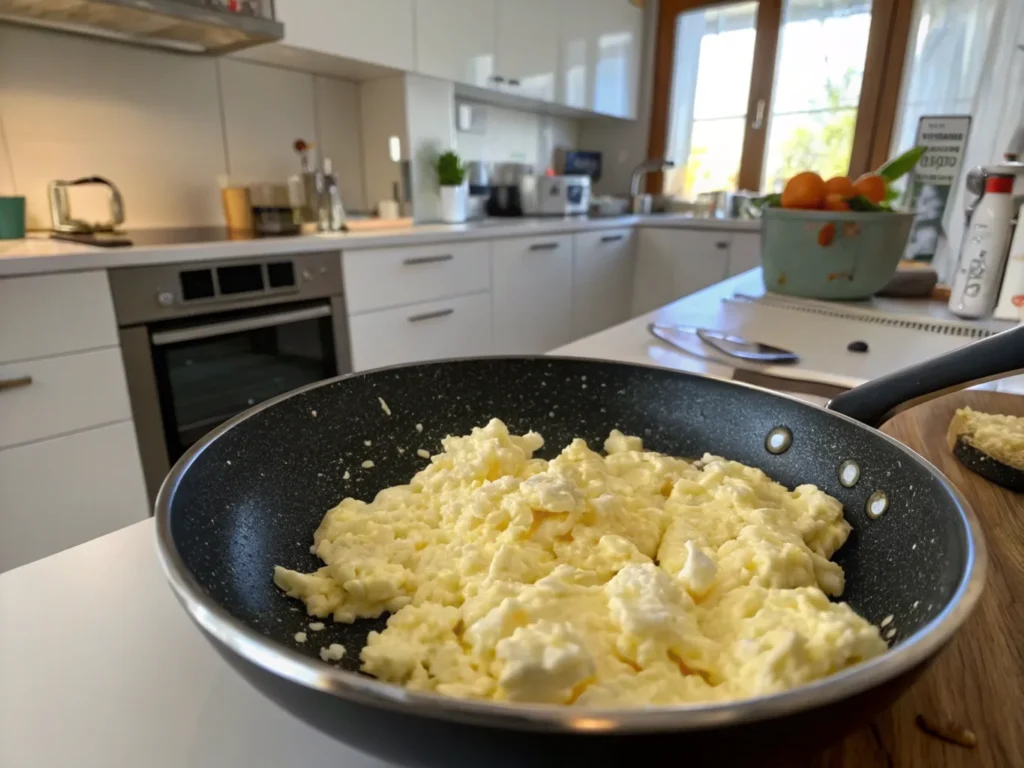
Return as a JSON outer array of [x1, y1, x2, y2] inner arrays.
[[0, 215, 761, 277]]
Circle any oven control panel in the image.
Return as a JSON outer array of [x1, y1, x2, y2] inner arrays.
[[109, 250, 344, 326]]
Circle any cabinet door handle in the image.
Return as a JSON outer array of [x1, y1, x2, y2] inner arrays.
[[407, 308, 454, 323], [491, 75, 505, 84], [0, 375, 32, 391], [716, 241, 729, 250], [529, 242, 560, 251], [601, 234, 625, 243], [508, 78, 521, 87], [404, 254, 453, 265]]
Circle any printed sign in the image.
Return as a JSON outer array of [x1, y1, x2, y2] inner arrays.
[[903, 115, 972, 261]]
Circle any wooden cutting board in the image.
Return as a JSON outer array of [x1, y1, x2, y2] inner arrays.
[[801, 391, 1024, 767]]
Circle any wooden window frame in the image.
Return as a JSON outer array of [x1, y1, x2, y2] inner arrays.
[[646, 0, 915, 194]]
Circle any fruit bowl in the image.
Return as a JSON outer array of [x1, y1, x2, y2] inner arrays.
[[760, 207, 915, 300]]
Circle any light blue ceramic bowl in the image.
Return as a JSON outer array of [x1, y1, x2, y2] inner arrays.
[[760, 208, 914, 300]]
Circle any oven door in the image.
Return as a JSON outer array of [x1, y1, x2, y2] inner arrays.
[[152, 301, 338, 455], [121, 298, 348, 502]]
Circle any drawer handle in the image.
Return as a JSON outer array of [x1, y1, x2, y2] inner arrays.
[[404, 254, 454, 265], [529, 242, 560, 251], [407, 308, 454, 323], [0, 375, 33, 391], [716, 241, 729, 250], [601, 234, 625, 243]]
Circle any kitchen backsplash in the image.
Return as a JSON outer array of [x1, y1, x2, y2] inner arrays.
[[0, 25, 366, 230], [455, 101, 580, 172]]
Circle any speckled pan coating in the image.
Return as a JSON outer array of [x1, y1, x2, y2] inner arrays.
[[168, 357, 969, 673]]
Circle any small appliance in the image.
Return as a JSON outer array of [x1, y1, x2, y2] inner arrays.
[[524, 175, 591, 216]]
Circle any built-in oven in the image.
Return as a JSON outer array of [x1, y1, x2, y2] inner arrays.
[[109, 251, 351, 503]]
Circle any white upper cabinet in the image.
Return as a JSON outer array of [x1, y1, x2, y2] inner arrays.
[[494, 0, 560, 102], [558, 0, 643, 118], [415, 0, 497, 88], [277, 0, 416, 71]]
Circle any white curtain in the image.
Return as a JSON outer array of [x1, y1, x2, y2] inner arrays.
[[891, 0, 1020, 280]]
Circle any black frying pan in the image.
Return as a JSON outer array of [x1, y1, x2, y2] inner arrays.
[[157, 326, 1021, 767]]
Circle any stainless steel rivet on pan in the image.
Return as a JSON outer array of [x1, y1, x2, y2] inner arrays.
[[839, 460, 861, 487], [765, 426, 792, 454], [867, 490, 889, 519]]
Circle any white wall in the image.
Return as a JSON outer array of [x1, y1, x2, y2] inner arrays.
[[359, 76, 409, 213], [0, 25, 366, 229], [455, 102, 580, 171]]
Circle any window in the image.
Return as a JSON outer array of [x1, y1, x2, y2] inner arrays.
[[649, 0, 915, 196]]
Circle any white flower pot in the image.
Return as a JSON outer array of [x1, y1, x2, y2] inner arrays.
[[439, 184, 468, 224]]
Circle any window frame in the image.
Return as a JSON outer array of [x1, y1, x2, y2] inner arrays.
[[646, 0, 915, 195]]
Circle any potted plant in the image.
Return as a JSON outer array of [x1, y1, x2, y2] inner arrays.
[[435, 150, 468, 223]]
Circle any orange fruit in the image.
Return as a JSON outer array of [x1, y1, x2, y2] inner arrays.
[[853, 173, 887, 204], [824, 176, 855, 197], [781, 171, 826, 209], [824, 193, 850, 211]]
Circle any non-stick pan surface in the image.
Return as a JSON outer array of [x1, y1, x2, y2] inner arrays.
[[157, 341, 1002, 765]]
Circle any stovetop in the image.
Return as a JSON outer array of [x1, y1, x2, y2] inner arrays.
[[50, 227, 297, 249]]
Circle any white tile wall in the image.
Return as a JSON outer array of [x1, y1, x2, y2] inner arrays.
[[455, 102, 580, 171], [0, 115, 14, 196], [219, 59, 318, 185], [360, 76, 409, 213], [314, 76, 366, 212], [0, 26, 366, 229]]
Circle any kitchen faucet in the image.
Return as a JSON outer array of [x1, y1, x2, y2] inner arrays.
[[629, 159, 674, 214]]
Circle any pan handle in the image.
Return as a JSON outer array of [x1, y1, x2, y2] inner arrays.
[[826, 324, 1024, 427]]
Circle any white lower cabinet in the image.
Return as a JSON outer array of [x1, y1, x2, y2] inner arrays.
[[492, 235, 574, 354], [0, 420, 148, 573], [348, 292, 492, 371], [0, 347, 132, 451], [728, 232, 762, 277], [571, 228, 635, 339], [632, 228, 738, 315]]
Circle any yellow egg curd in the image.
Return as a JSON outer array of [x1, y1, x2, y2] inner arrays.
[[274, 419, 886, 706]]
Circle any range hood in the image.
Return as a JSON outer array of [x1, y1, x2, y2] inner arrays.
[[0, 0, 284, 54]]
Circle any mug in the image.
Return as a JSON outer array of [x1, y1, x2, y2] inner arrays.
[[0, 196, 26, 239]]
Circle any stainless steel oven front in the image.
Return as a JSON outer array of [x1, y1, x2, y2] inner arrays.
[[110, 250, 351, 503]]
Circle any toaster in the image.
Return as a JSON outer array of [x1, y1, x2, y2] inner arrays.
[[525, 175, 591, 216]]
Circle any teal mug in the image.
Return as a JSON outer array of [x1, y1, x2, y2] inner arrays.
[[0, 196, 26, 239]]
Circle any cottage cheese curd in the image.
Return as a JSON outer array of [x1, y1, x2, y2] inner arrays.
[[274, 419, 886, 706]]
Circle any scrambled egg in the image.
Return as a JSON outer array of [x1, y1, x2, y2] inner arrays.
[[274, 419, 886, 706]]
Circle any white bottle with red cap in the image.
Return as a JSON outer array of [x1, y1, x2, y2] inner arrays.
[[948, 170, 1017, 318]]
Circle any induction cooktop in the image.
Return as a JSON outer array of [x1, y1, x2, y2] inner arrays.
[[50, 227, 296, 248]]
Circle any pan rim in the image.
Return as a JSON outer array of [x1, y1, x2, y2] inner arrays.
[[155, 354, 987, 735]]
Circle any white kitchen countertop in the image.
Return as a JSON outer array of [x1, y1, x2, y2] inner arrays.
[[0, 214, 760, 277]]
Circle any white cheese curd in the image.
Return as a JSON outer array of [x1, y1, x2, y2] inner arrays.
[[275, 419, 886, 706]]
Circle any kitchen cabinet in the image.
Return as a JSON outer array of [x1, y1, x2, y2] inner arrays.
[[0, 421, 148, 573], [495, 0, 560, 102], [632, 228, 733, 315], [276, 0, 416, 71], [348, 292, 492, 371], [343, 240, 490, 315], [415, 0, 497, 88], [728, 232, 762, 277], [492, 235, 574, 354], [558, 0, 643, 118], [571, 228, 635, 339]]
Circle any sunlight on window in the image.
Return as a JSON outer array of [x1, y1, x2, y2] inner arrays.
[[663, 2, 758, 199], [761, 0, 872, 192]]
